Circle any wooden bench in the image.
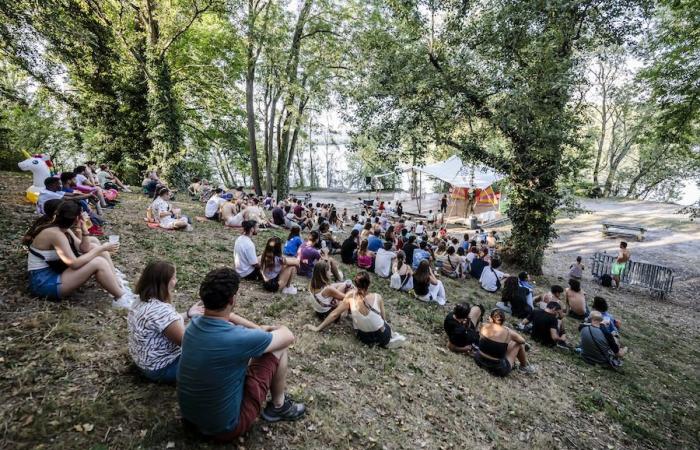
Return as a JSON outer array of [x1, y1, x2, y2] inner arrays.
[[602, 222, 646, 241], [590, 252, 674, 299]]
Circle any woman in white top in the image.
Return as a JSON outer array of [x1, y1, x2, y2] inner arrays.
[[308, 261, 353, 319], [150, 187, 190, 230], [259, 236, 299, 295], [128, 261, 203, 383], [308, 271, 406, 348], [23, 200, 134, 308]]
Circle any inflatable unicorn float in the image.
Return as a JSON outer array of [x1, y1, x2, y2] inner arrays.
[[17, 151, 119, 204], [17, 151, 54, 203]]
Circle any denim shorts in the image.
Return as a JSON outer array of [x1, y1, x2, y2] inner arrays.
[[140, 356, 180, 383], [29, 267, 62, 299]]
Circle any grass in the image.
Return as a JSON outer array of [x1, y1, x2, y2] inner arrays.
[[0, 171, 698, 449]]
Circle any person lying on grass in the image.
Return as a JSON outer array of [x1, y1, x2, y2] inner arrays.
[[308, 261, 354, 320], [475, 309, 536, 376], [23, 200, 134, 308], [259, 236, 299, 295], [306, 271, 406, 349], [150, 187, 191, 231], [178, 268, 306, 442], [444, 303, 484, 354], [128, 261, 205, 383]]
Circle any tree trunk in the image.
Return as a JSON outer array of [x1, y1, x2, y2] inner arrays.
[[592, 63, 608, 186], [245, 0, 263, 195]]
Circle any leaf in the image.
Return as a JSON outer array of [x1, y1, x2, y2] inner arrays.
[[166, 442, 175, 449], [82, 423, 94, 432]]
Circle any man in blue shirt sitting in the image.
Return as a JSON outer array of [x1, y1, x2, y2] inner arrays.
[[411, 240, 432, 270], [366, 229, 384, 252], [177, 268, 305, 443]]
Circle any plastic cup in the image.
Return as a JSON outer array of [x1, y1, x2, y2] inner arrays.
[[109, 235, 120, 245]]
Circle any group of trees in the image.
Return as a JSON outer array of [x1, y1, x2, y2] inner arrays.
[[1, 0, 697, 272]]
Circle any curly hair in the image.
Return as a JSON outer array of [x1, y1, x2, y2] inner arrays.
[[199, 267, 240, 310]]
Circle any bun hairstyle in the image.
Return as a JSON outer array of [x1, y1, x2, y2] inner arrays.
[[157, 186, 170, 197], [353, 271, 371, 293], [489, 308, 506, 325]]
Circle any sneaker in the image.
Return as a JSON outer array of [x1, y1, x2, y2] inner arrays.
[[386, 332, 407, 349], [123, 187, 132, 193], [185, 224, 193, 232], [261, 395, 306, 422], [281, 286, 298, 295], [556, 341, 573, 351], [518, 364, 537, 374], [112, 292, 134, 309]]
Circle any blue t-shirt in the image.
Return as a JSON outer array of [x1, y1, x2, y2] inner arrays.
[[367, 235, 383, 252], [412, 249, 431, 270], [283, 236, 303, 256], [177, 316, 272, 435]]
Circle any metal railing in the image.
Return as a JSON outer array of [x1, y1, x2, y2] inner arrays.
[[590, 252, 674, 299]]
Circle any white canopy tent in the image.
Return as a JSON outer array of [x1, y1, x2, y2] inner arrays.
[[407, 155, 503, 189], [398, 155, 505, 215]]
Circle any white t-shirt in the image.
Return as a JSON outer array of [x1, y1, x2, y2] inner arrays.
[[205, 195, 225, 218], [375, 248, 397, 278], [415, 224, 425, 235], [75, 173, 90, 187], [127, 299, 182, 371], [466, 252, 476, 264], [36, 189, 65, 215], [479, 266, 504, 292], [150, 197, 173, 227], [234, 235, 258, 277]]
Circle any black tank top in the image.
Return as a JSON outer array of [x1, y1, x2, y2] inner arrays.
[[479, 336, 508, 359], [413, 278, 429, 296]]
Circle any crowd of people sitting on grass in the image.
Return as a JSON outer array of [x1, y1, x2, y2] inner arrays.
[[21, 173, 630, 442]]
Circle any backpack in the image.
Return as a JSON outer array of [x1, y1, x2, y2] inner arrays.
[[601, 274, 613, 287]]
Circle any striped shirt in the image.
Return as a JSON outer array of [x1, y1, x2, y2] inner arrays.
[[128, 298, 182, 371]]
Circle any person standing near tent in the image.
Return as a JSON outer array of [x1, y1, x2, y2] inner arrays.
[[440, 194, 448, 214]]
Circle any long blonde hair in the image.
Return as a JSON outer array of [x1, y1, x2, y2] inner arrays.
[[310, 260, 331, 291]]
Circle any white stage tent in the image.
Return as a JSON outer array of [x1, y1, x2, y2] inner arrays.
[[405, 155, 504, 189]]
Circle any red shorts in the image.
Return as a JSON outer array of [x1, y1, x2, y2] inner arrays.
[[212, 353, 279, 443]]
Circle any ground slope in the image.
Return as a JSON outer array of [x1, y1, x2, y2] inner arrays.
[[0, 172, 697, 450]]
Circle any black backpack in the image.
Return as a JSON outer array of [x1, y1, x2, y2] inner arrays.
[[601, 274, 613, 287]]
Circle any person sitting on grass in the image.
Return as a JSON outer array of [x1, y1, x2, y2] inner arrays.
[[205, 188, 226, 221], [259, 236, 298, 295], [177, 268, 306, 442], [340, 229, 360, 264], [74, 165, 109, 209], [390, 250, 414, 292], [374, 241, 397, 278], [37, 176, 93, 216], [366, 228, 384, 253], [128, 261, 204, 383], [98, 164, 131, 192], [533, 285, 564, 309], [439, 246, 463, 279], [412, 260, 447, 305], [307, 271, 406, 349], [578, 311, 627, 368], [496, 276, 532, 319], [283, 225, 304, 257], [468, 247, 488, 279], [518, 271, 535, 308], [234, 220, 262, 281], [402, 235, 418, 268], [309, 261, 354, 320], [564, 278, 588, 320], [591, 296, 622, 335], [568, 255, 585, 281], [298, 231, 342, 280], [444, 303, 484, 354], [356, 239, 375, 272], [319, 222, 341, 252], [411, 240, 432, 270], [23, 200, 134, 308], [479, 257, 506, 293], [59, 172, 105, 230], [220, 199, 244, 228], [520, 302, 570, 349], [150, 187, 191, 231], [475, 309, 536, 376]]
